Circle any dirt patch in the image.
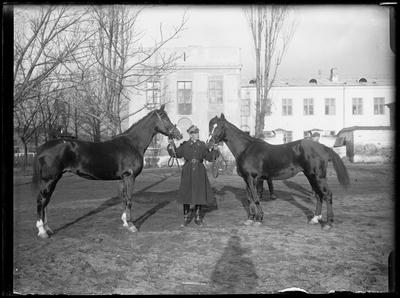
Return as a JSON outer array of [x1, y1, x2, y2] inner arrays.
[[13, 164, 394, 294]]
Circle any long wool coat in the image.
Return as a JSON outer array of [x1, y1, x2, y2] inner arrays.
[[168, 139, 219, 205]]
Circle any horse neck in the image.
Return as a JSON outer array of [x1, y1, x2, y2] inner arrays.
[[125, 113, 157, 154], [223, 121, 254, 159]]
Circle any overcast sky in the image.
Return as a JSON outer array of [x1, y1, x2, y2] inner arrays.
[[137, 4, 395, 84]]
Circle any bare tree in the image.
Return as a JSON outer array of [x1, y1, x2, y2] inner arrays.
[[13, 5, 91, 163], [86, 5, 187, 137], [244, 5, 296, 137]]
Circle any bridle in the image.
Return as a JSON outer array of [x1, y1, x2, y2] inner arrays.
[[155, 111, 178, 139], [206, 123, 218, 144]]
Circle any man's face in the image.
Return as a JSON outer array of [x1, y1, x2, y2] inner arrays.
[[190, 132, 199, 141]]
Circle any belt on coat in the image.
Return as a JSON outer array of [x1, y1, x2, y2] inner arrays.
[[187, 159, 203, 163]]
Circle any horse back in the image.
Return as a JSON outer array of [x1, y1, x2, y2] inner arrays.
[[36, 137, 143, 180], [237, 139, 330, 179]]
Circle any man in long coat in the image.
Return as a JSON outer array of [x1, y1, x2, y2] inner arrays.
[[167, 124, 219, 226]]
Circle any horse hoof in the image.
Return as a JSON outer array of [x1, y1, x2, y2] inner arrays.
[[253, 221, 262, 227], [244, 219, 254, 226], [44, 226, 54, 235], [270, 194, 278, 200], [122, 223, 129, 228], [322, 224, 333, 230], [38, 231, 49, 239], [128, 225, 138, 233]]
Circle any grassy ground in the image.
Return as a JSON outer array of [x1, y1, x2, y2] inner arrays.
[[13, 163, 394, 294]]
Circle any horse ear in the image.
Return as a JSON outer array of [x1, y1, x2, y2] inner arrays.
[[220, 113, 225, 120], [160, 104, 165, 111]]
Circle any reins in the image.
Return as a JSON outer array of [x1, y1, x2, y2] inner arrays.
[[207, 124, 228, 178], [211, 146, 228, 178], [168, 140, 180, 169], [154, 110, 181, 168]]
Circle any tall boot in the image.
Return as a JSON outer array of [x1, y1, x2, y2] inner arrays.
[[182, 204, 191, 227], [194, 205, 203, 226]]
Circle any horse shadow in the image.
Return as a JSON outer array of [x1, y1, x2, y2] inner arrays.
[[53, 175, 179, 235], [214, 183, 315, 222]]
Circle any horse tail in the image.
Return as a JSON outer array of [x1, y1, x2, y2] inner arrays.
[[31, 154, 40, 195], [328, 148, 350, 189]]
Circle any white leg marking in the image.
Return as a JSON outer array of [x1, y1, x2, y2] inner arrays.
[[244, 219, 255, 226], [36, 220, 48, 238], [128, 225, 138, 233], [309, 214, 322, 224], [121, 212, 129, 227]]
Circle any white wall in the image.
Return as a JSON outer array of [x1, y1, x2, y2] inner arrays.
[[242, 83, 394, 143]]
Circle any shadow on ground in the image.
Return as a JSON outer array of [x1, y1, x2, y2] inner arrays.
[[214, 181, 316, 222], [210, 229, 258, 293], [53, 175, 179, 235]]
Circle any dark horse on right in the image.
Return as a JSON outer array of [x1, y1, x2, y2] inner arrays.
[[207, 114, 350, 229]]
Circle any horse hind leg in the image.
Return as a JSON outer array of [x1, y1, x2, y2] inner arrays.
[[121, 175, 137, 233], [267, 178, 277, 200], [36, 175, 61, 238], [245, 176, 264, 225], [119, 180, 129, 228], [306, 174, 334, 229], [256, 179, 263, 200]]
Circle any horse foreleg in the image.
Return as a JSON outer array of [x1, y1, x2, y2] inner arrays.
[[126, 176, 138, 233], [267, 178, 277, 200]]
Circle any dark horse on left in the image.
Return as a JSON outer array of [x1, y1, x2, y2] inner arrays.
[[207, 114, 350, 230], [32, 104, 182, 238]]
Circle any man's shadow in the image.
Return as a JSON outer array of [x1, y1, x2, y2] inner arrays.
[[210, 230, 258, 293], [214, 183, 315, 222]]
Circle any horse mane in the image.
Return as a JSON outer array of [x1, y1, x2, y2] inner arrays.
[[224, 119, 262, 143], [116, 109, 159, 137]]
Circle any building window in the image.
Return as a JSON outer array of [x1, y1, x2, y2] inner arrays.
[[284, 131, 293, 143], [241, 98, 250, 117], [374, 97, 385, 115], [266, 98, 272, 115], [352, 98, 363, 115], [177, 81, 192, 115], [241, 124, 250, 133], [146, 81, 161, 107], [240, 99, 250, 130], [325, 98, 336, 115], [282, 98, 292, 116], [303, 98, 314, 115], [209, 78, 223, 104]]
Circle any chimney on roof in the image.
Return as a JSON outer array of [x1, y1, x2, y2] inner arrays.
[[330, 68, 338, 82]]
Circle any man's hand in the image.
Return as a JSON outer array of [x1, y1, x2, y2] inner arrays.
[[168, 138, 175, 145]]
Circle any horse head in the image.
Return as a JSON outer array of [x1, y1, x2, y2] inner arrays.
[[207, 113, 226, 146], [153, 104, 183, 140]]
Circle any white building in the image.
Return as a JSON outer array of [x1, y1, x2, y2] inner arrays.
[[241, 69, 395, 144], [129, 46, 242, 152]]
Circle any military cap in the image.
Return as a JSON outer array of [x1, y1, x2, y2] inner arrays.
[[187, 125, 199, 134]]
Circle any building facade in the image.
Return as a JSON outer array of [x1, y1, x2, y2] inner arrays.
[[241, 74, 395, 144], [129, 46, 242, 152]]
